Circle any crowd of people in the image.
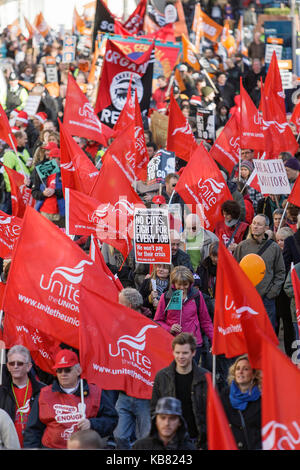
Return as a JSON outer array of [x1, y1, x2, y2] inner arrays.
[[0, 0, 298, 452]]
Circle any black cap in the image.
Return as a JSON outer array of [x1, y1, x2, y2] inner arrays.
[[9, 72, 18, 81]]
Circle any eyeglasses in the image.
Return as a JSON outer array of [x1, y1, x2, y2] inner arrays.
[[171, 183, 177, 188], [56, 367, 73, 374], [7, 361, 27, 367]]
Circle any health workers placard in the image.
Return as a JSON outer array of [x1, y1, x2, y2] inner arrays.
[[253, 159, 291, 195], [134, 207, 171, 264]]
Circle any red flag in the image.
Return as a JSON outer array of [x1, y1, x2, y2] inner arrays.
[[264, 51, 286, 117], [3, 207, 120, 349], [206, 373, 238, 450], [89, 235, 123, 292], [59, 121, 99, 195], [123, 0, 147, 34], [3, 314, 60, 375], [0, 104, 17, 149], [261, 335, 300, 450], [4, 165, 35, 218], [0, 210, 22, 259], [112, 88, 149, 181], [291, 265, 300, 339], [240, 79, 265, 151], [175, 143, 232, 231], [63, 73, 112, 146], [260, 80, 298, 158], [209, 112, 240, 174], [166, 91, 198, 162], [290, 100, 300, 134], [79, 283, 173, 399], [95, 39, 154, 128], [65, 186, 144, 260], [288, 174, 300, 206], [212, 242, 278, 358], [112, 76, 135, 136]]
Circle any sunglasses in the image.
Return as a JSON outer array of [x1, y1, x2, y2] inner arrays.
[[56, 367, 73, 374], [8, 361, 27, 367]]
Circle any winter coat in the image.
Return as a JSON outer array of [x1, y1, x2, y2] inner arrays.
[[151, 360, 208, 449], [283, 229, 300, 273], [0, 367, 45, 422], [154, 286, 213, 346], [132, 414, 196, 450], [234, 234, 286, 299], [221, 387, 262, 450]]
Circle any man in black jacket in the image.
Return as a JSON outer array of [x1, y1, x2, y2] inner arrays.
[[151, 332, 208, 449], [0, 345, 45, 448]]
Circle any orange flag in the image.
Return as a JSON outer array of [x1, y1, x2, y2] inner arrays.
[[34, 12, 50, 38]]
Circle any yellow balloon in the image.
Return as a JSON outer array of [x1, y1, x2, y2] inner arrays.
[[239, 254, 266, 286]]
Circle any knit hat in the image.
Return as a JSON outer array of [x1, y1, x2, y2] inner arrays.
[[285, 158, 300, 171], [190, 95, 202, 106], [15, 110, 28, 125], [35, 112, 47, 124], [52, 349, 79, 370], [241, 160, 254, 172], [201, 86, 214, 97], [154, 397, 182, 416]]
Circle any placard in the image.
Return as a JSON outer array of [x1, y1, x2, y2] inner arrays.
[[196, 108, 215, 144], [36, 159, 60, 180], [253, 159, 291, 195], [62, 35, 77, 63], [46, 65, 58, 83], [134, 207, 171, 264], [147, 150, 176, 185], [23, 95, 41, 117], [265, 43, 282, 64]]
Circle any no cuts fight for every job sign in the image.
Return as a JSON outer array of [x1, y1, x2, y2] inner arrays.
[[134, 208, 171, 264]]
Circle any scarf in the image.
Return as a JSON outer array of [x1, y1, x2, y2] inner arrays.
[[229, 381, 261, 411]]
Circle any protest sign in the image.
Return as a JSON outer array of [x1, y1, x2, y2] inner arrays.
[[23, 95, 41, 117], [196, 108, 215, 144], [167, 290, 183, 310], [36, 159, 60, 180], [253, 159, 291, 195], [46, 65, 58, 83], [147, 150, 176, 185], [134, 207, 171, 264], [62, 35, 77, 63]]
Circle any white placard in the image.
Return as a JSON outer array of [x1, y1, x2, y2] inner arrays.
[[265, 44, 282, 64], [253, 159, 291, 195]]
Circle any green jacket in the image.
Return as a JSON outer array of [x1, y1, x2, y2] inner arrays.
[[3, 148, 32, 192]]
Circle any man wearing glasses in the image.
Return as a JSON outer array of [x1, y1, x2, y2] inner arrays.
[[23, 349, 118, 449], [0, 345, 45, 448]]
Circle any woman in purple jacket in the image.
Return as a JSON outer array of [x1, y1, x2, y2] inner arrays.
[[154, 266, 213, 366]]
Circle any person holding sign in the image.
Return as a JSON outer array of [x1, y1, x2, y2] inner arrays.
[[154, 266, 213, 366], [139, 264, 172, 317], [30, 145, 65, 227]]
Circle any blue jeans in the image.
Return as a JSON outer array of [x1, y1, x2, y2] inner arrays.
[[262, 295, 277, 331], [113, 393, 151, 449]]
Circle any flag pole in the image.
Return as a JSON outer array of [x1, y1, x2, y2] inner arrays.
[[212, 354, 216, 387], [278, 201, 289, 231], [80, 378, 86, 419]]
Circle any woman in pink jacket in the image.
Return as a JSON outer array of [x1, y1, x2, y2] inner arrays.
[[154, 266, 213, 366]]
